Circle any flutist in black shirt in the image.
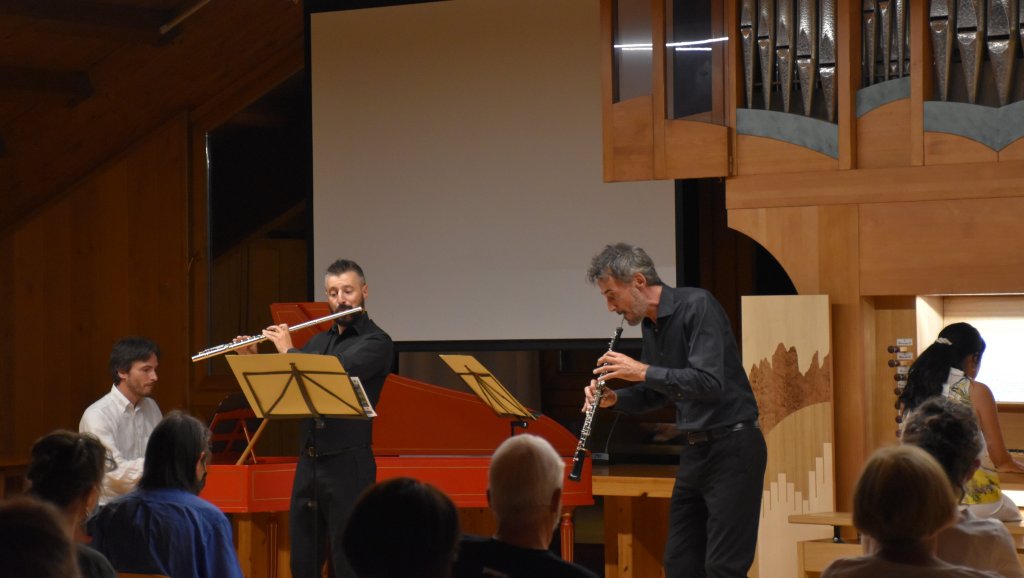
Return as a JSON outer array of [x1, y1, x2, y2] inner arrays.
[[237, 259, 393, 578], [583, 243, 766, 578]]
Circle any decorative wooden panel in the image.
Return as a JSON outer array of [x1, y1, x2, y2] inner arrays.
[[925, 131, 999, 165], [742, 295, 834, 578], [869, 297, 916, 450], [662, 120, 729, 178], [607, 96, 655, 181], [736, 134, 839, 174], [860, 197, 1024, 295], [998, 138, 1024, 161], [857, 99, 911, 168]]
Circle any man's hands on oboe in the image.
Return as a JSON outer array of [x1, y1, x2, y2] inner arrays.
[[595, 351, 649, 383], [582, 380, 618, 412]]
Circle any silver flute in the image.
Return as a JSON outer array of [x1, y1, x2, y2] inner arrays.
[[191, 306, 363, 362], [569, 321, 624, 482]]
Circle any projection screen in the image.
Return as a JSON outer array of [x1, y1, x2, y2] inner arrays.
[[309, 0, 675, 343]]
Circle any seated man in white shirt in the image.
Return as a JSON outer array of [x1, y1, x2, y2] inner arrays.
[[80, 336, 163, 504]]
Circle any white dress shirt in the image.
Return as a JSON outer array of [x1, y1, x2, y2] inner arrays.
[[79, 385, 162, 503]]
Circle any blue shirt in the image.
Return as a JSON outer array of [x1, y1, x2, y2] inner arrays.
[[87, 487, 243, 578]]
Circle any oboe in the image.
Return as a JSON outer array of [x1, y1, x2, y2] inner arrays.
[[568, 322, 624, 482]]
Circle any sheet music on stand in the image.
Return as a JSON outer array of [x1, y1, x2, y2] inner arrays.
[[224, 353, 376, 464], [439, 355, 536, 433]]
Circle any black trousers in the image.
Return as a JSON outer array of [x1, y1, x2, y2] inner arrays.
[[289, 447, 376, 578], [664, 426, 767, 578]]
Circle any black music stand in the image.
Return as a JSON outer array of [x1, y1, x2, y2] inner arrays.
[[224, 353, 376, 465], [439, 354, 536, 437]]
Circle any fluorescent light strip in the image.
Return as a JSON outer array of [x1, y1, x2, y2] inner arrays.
[[665, 36, 729, 48], [614, 37, 729, 51]]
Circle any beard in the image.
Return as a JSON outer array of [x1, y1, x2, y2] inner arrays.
[[625, 287, 647, 326], [334, 304, 365, 327]]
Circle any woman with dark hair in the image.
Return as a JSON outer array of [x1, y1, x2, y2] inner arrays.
[[901, 398, 1023, 577], [27, 430, 116, 578], [898, 322, 1023, 522], [87, 411, 243, 578]]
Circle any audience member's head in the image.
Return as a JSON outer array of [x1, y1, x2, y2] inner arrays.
[[27, 430, 108, 525], [343, 477, 459, 578], [139, 411, 210, 495], [488, 433, 564, 538], [901, 397, 982, 496], [0, 497, 81, 578], [854, 445, 958, 546]]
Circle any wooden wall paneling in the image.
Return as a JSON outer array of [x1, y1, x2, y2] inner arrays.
[[860, 198, 1024, 295], [0, 0, 304, 232], [998, 138, 1024, 161], [5, 115, 189, 455], [69, 158, 132, 417], [123, 114, 190, 414], [246, 240, 308, 335], [663, 121, 729, 177], [728, 206, 822, 294], [996, 406, 1024, 451], [0, 231, 13, 454], [925, 132, 999, 165], [12, 201, 74, 450], [735, 135, 840, 175], [652, 0, 667, 178], [610, 96, 657, 181], [856, 99, 911, 168], [818, 205, 864, 512], [868, 296, 915, 451], [837, 0, 860, 170], [909, 0, 932, 166], [726, 160, 1024, 209]]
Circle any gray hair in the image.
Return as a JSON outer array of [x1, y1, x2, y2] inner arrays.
[[488, 434, 564, 525], [586, 243, 663, 286]]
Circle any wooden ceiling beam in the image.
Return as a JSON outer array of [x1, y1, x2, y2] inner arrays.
[[0, 0, 175, 43], [0, 66, 92, 106]]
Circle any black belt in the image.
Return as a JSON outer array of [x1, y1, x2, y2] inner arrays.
[[683, 419, 759, 445], [304, 443, 370, 457]]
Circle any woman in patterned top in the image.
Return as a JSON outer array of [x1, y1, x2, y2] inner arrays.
[[898, 322, 1023, 521]]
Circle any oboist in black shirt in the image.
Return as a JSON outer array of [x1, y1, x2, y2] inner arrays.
[[236, 259, 394, 578], [583, 243, 766, 578]]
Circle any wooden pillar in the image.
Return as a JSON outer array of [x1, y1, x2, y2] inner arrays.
[[817, 206, 865, 512]]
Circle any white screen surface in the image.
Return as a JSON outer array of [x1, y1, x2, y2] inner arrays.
[[310, 0, 674, 342]]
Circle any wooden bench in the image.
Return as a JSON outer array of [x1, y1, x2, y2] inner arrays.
[[789, 511, 1024, 577]]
